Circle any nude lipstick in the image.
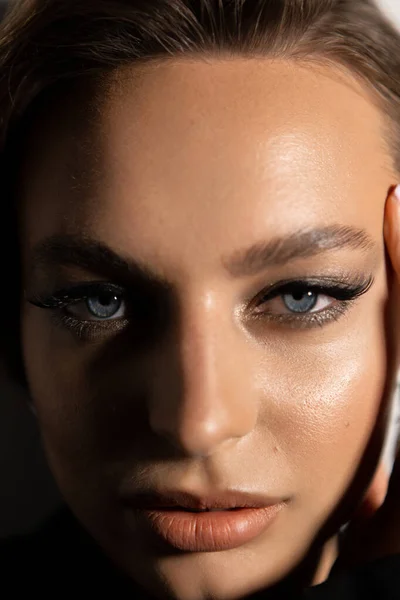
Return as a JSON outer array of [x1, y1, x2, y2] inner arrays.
[[124, 489, 287, 552]]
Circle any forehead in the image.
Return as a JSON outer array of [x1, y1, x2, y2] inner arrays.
[[20, 58, 392, 269]]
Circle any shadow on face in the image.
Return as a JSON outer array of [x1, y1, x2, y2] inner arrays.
[[18, 58, 398, 600]]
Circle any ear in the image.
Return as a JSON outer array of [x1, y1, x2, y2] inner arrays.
[[353, 462, 389, 520]]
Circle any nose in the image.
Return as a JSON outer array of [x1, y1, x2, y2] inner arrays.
[[148, 290, 258, 457]]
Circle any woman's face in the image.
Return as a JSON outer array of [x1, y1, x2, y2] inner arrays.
[[20, 58, 397, 600]]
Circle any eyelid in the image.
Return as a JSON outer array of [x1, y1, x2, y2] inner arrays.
[[260, 282, 343, 303], [245, 275, 374, 331], [26, 281, 126, 309], [253, 274, 374, 304]]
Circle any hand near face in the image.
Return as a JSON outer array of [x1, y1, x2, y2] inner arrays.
[[334, 186, 400, 569]]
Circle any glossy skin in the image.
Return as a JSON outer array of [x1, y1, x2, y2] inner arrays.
[[19, 59, 398, 600]]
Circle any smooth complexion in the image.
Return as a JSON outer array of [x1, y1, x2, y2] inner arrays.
[[19, 59, 397, 600]]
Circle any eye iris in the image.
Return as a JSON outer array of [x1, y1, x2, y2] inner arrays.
[[283, 290, 318, 314], [86, 293, 122, 319]]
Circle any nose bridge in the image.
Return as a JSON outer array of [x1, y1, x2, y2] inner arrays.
[[148, 288, 258, 457]]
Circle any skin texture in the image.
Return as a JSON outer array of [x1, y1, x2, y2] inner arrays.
[[18, 58, 399, 600]]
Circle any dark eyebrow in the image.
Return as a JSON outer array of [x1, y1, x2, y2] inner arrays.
[[30, 225, 378, 285], [30, 234, 169, 287], [223, 225, 378, 277]]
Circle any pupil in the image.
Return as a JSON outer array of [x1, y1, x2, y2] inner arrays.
[[292, 291, 305, 301], [98, 294, 115, 306]]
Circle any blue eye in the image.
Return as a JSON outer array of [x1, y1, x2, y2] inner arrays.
[[282, 290, 318, 314], [26, 282, 129, 324], [86, 293, 124, 319], [27, 274, 375, 337]]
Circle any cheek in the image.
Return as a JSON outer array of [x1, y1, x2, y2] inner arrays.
[[21, 305, 153, 493], [21, 308, 102, 469], [259, 313, 389, 512]]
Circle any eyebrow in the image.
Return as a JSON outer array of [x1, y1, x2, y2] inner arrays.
[[30, 234, 167, 286], [30, 225, 378, 284], [223, 225, 377, 277]]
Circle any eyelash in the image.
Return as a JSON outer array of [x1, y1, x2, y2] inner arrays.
[[28, 282, 129, 341], [250, 276, 374, 328], [27, 275, 374, 340]]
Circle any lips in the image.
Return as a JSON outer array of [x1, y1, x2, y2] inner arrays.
[[122, 489, 287, 552]]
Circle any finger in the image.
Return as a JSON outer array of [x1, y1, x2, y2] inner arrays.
[[352, 184, 400, 554], [352, 462, 390, 520], [382, 187, 400, 369], [337, 187, 400, 567], [384, 185, 400, 279]]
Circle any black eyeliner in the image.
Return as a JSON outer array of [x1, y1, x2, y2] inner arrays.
[[26, 282, 125, 309], [258, 275, 374, 304], [26, 273, 376, 339]]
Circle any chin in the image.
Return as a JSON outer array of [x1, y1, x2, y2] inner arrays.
[[94, 513, 337, 600]]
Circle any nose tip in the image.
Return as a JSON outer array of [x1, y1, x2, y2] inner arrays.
[[151, 406, 249, 458], [148, 327, 258, 457]]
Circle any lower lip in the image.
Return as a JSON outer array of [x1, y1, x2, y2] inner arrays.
[[141, 504, 285, 552]]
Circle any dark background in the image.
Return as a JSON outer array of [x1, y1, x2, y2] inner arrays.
[[0, 382, 61, 538], [0, 0, 61, 540]]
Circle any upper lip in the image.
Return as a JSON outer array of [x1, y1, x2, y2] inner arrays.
[[121, 489, 286, 511]]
